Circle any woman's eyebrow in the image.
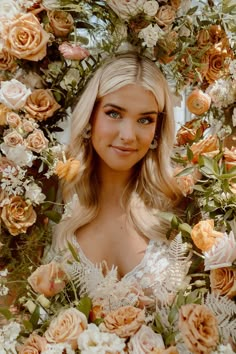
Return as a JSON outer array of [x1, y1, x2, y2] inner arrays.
[[103, 103, 158, 116]]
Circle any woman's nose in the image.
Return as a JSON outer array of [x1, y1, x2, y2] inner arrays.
[[119, 120, 136, 143]]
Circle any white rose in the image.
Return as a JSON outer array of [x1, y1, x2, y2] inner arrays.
[[78, 323, 126, 354], [128, 325, 165, 353], [0, 0, 22, 21], [25, 183, 46, 204], [204, 231, 236, 271], [138, 24, 163, 48], [106, 0, 146, 20], [0, 143, 35, 167], [0, 79, 31, 110], [143, 1, 159, 16]]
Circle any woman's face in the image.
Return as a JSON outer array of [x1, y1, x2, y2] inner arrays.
[[91, 84, 158, 172]]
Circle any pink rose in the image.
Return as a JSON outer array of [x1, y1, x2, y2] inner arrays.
[[0, 79, 31, 110], [59, 42, 90, 61], [204, 231, 236, 271], [3, 131, 23, 147], [18, 333, 47, 354], [44, 308, 88, 349], [6, 112, 21, 128], [128, 324, 165, 353], [28, 261, 67, 297], [99, 305, 145, 338]]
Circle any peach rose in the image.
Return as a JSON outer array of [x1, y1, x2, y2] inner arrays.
[[2, 13, 50, 61], [0, 49, 17, 72], [22, 119, 37, 133], [186, 89, 211, 116], [176, 117, 209, 146], [178, 304, 219, 354], [18, 333, 47, 354], [0, 79, 31, 110], [155, 5, 176, 28], [190, 135, 219, 163], [44, 308, 88, 349], [55, 158, 80, 182], [210, 267, 236, 299], [26, 129, 48, 153], [224, 146, 236, 170], [6, 112, 21, 128], [0, 103, 11, 125], [204, 231, 236, 271], [175, 173, 197, 196], [3, 131, 24, 147], [128, 324, 165, 353], [205, 45, 230, 84], [47, 10, 74, 37], [191, 219, 223, 252], [59, 42, 90, 61], [25, 89, 61, 121], [151, 347, 179, 354], [1, 196, 37, 236], [99, 305, 145, 338], [28, 261, 67, 297]]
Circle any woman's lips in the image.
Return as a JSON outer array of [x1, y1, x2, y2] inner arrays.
[[111, 145, 137, 155]]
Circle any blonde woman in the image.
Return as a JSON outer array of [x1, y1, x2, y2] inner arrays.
[[52, 52, 183, 299]]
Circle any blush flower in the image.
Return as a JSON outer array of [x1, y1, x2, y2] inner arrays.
[[18, 333, 47, 354], [44, 307, 88, 349], [178, 304, 219, 354], [128, 324, 165, 353], [59, 42, 90, 61], [99, 305, 145, 338], [106, 0, 146, 20], [6, 112, 21, 128], [0, 79, 31, 110], [204, 231, 236, 271], [191, 219, 223, 252], [26, 129, 49, 153], [28, 261, 67, 297]]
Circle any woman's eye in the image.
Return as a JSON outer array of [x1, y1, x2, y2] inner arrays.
[[106, 110, 121, 119], [138, 117, 153, 125]]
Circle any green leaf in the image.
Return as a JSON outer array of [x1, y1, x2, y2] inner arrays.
[[187, 145, 194, 161], [175, 166, 195, 177], [193, 184, 205, 192], [67, 241, 80, 263], [30, 305, 40, 329], [168, 306, 178, 325], [23, 320, 33, 331], [178, 223, 192, 235], [44, 210, 62, 223], [187, 6, 198, 15], [0, 307, 13, 320], [77, 296, 92, 319], [153, 313, 164, 334]]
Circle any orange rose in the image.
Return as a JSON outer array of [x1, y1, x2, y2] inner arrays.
[[179, 304, 219, 354], [186, 89, 211, 115], [99, 305, 145, 338], [25, 89, 60, 121], [190, 135, 219, 163], [44, 308, 88, 349], [176, 117, 209, 146], [210, 268, 236, 299], [2, 13, 50, 61], [191, 219, 223, 252], [155, 5, 176, 28], [18, 333, 47, 354], [1, 196, 37, 236], [47, 10, 74, 37], [26, 129, 49, 153], [55, 158, 80, 182], [224, 146, 236, 170], [0, 49, 17, 72], [28, 261, 67, 297], [205, 44, 230, 84]]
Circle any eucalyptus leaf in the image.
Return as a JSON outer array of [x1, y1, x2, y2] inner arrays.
[[30, 306, 40, 329], [67, 241, 80, 263], [77, 296, 92, 319], [0, 307, 13, 320]]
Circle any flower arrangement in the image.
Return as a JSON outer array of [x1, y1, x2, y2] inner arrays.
[[0, 0, 235, 353]]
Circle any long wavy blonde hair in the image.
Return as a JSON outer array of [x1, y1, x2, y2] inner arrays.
[[52, 52, 182, 252]]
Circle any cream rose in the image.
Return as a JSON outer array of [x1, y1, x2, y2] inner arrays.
[[26, 129, 48, 153], [28, 261, 67, 297], [3, 131, 24, 147], [6, 112, 21, 128], [25, 89, 61, 121], [1, 196, 37, 236], [128, 324, 165, 353], [155, 5, 176, 27], [18, 333, 47, 354], [99, 305, 145, 338], [106, 0, 146, 20], [47, 10, 74, 37], [2, 13, 50, 62], [210, 267, 236, 299], [0, 79, 31, 110], [191, 219, 223, 252], [44, 308, 88, 349], [143, 1, 159, 16], [178, 304, 219, 354], [0, 49, 17, 72], [204, 231, 236, 270]]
